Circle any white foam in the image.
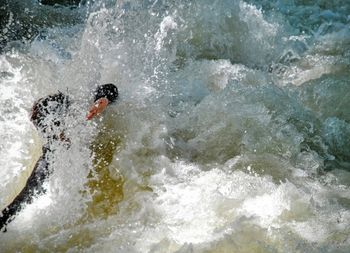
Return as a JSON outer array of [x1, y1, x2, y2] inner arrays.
[[1, 1, 350, 252]]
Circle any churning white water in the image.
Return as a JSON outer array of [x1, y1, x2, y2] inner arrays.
[[0, 0, 350, 252]]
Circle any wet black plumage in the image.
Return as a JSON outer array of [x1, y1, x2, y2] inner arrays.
[[0, 92, 69, 232], [0, 84, 118, 232], [94, 83, 118, 103]]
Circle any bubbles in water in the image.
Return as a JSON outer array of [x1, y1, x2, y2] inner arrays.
[[1, 0, 350, 252]]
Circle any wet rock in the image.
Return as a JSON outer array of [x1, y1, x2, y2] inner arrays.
[[0, 0, 10, 50], [0, 0, 83, 52], [0, 0, 9, 26], [38, 0, 81, 6]]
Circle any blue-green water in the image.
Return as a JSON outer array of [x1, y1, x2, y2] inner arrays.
[[0, 0, 349, 252]]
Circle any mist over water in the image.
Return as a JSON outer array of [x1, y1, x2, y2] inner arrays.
[[0, 0, 350, 252]]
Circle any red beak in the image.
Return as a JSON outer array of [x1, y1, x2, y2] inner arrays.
[[86, 97, 109, 120]]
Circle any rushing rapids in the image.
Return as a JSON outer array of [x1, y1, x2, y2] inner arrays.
[[0, 0, 350, 252]]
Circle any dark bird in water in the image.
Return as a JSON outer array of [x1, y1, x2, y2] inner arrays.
[[87, 83, 119, 120], [0, 83, 118, 232]]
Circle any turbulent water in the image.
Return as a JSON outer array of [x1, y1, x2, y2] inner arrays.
[[0, 0, 350, 252]]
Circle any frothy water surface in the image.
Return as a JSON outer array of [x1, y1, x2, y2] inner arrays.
[[0, 0, 350, 252]]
